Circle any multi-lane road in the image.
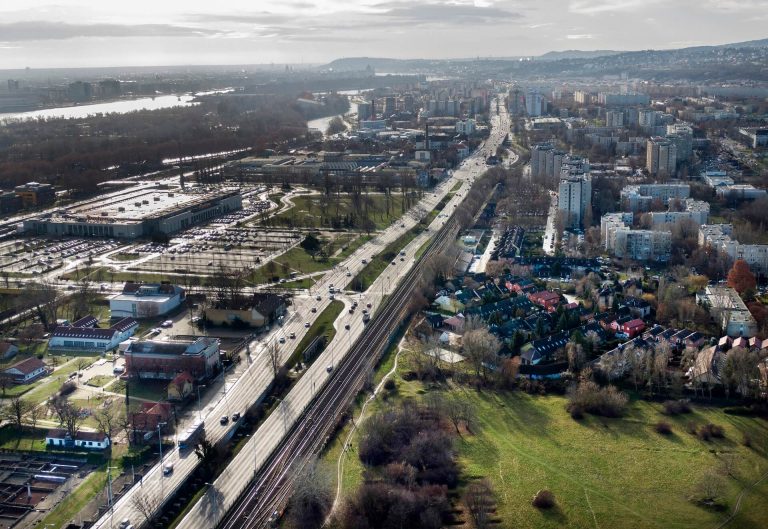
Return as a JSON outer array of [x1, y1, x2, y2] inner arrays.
[[90, 97, 510, 529]]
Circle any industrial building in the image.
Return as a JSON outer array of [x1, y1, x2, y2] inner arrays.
[[22, 188, 242, 239], [110, 282, 185, 319]]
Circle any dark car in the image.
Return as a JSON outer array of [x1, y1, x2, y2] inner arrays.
[[220, 416, 229, 425]]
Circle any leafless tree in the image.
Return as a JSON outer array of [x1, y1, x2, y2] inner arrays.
[[131, 489, 160, 524], [3, 397, 32, 434], [266, 342, 281, 379], [566, 342, 585, 373], [285, 459, 333, 529], [462, 327, 501, 383], [25, 404, 43, 430], [465, 478, 495, 529], [93, 400, 120, 445]]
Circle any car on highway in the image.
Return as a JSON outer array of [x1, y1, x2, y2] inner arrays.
[[163, 463, 174, 475], [346, 271, 352, 277], [220, 415, 229, 425], [348, 308, 354, 314], [315, 295, 321, 301], [279, 337, 286, 344], [289, 332, 296, 339], [326, 364, 333, 372], [119, 519, 132, 529], [311, 307, 317, 313], [305, 322, 310, 328], [366, 303, 372, 308], [232, 412, 241, 421], [361, 258, 367, 264], [344, 323, 350, 330], [391, 260, 396, 265]]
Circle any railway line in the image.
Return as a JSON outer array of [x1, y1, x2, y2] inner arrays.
[[219, 218, 460, 528]]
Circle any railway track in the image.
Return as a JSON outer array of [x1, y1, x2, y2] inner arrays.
[[218, 218, 460, 528]]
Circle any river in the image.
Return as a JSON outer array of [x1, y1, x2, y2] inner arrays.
[[307, 100, 359, 137], [0, 94, 198, 122]]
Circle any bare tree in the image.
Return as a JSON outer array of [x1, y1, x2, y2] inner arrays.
[[93, 400, 119, 445], [25, 404, 43, 430], [441, 395, 476, 437], [131, 489, 160, 524], [462, 327, 501, 383], [266, 342, 281, 379], [285, 459, 333, 529], [74, 357, 90, 381], [566, 342, 585, 373], [465, 478, 495, 529], [3, 397, 32, 434]]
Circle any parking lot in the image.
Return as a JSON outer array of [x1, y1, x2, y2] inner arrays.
[[0, 238, 123, 279]]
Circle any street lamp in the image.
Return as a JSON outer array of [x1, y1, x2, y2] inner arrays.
[[105, 465, 118, 529]]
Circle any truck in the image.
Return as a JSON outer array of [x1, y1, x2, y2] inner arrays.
[[178, 420, 204, 451]]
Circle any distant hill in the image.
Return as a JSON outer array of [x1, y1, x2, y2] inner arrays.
[[322, 57, 431, 73], [537, 49, 622, 61]]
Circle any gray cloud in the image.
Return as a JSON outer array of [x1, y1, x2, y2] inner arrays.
[[0, 21, 226, 41], [373, 2, 523, 24]]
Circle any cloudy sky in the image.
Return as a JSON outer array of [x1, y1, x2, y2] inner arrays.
[[0, 0, 766, 68]]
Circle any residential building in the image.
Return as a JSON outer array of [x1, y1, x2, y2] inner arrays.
[[455, 119, 476, 135], [129, 402, 173, 438], [613, 228, 671, 262], [597, 92, 649, 106], [0, 341, 18, 360], [601, 212, 634, 252], [168, 371, 194, 401], [46, 429, 110, 450], [525, 90, 543, 117], [2, 357, 48, 384], [739, 127, 768, 148], [124, 337, 221, 381], [700, 286, 758, 337], [48, 316, 138, 353], [574, 90, 591, 105], [649, 199, 709, 226], [204, 293, 287, 328], [715, 184, 767, 201], [528, 291, 561, 310], [699, 224, 768, 275], [620, 184, 690, 212], [666, 123, 694, 161], [557, 155, 591, 229], [605, 110, 624, 127], [14, 182, 55, 208], [0, 191, 22, 215], [110, 282, 185, 319], [530, 143, 566, 181], [646, 137, 677, 177]]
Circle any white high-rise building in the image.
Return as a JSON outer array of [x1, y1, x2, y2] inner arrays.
[[526, 91, 543, 117], [605, 110, 624, 128], [646, 137, 677, 177], [557, 156, 591, 229]]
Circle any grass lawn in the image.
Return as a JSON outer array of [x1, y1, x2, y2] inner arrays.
[[322, 348, 768, 529], [268, 193, 410, 230], [24, 357, 97, 406], [249, 234, 371, 285], [110, 252, 140, 261], [39, 465, 109, 529], [124, 379, 169, 402], [0, 425, 48, 451], [292, 300, 344, 366], [85, 375, 114, 387]]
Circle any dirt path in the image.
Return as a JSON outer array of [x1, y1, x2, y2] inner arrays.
[[714, 468, 768, 529], [329, 339, 406, 515]]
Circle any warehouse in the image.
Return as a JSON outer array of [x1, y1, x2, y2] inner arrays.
[[22, 188, 242, 239]]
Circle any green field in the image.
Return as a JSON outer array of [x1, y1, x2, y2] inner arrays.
[[323, 351, 768, 529], [268, 193, 410, 230], [292, 300, 344, 366]]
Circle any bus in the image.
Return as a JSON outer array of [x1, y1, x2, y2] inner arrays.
[[178, 420, 204, 451]]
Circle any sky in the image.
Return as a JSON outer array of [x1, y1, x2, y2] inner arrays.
[[0, 0, 767, 69]]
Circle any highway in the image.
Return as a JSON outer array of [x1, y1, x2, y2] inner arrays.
[[89, 97, 509, 529]]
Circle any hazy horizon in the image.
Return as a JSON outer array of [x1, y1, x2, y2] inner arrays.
[[1, 0, 768, 69]]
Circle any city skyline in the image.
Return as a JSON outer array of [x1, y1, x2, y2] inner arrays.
[[1, 0, 767, 68]]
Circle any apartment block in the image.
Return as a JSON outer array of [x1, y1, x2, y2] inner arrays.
[[621, 183, 690, 212], [646, 137, 677, 177], [649, 199, 709, 226], [557, 156, 591, 229], [699, 224, 768, 275]]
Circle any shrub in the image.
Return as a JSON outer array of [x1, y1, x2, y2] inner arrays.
[[655, 421, 673, 435], [532, 489, 555, 509], [59, 381, 76, 396], [383, 379, 396, 391], [663, 399, 692, 416], [569, 405, 584, 420], [742, 434, 752, 448], [698, 423, 725, 441], [686, 421, 699, 436], [566, 380, 628, 418]]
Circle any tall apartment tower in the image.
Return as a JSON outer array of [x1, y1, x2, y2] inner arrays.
[[557, 156, 592, 229], [525, 90, 543, 117], [646, 137, 677, 177]]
